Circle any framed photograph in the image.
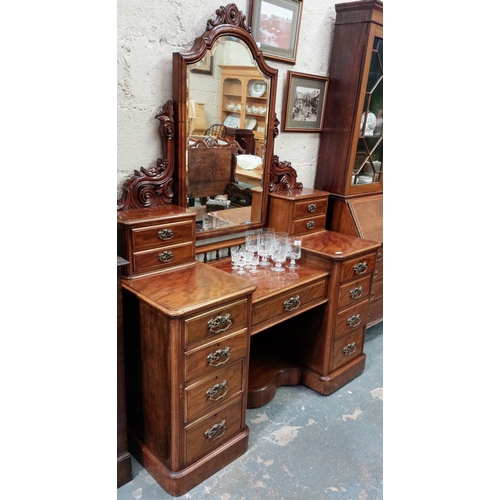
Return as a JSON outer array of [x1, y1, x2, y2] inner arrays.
[[282, 71, 329, 132], [249, 0, 303, 64], [190, 53, 213, 75]]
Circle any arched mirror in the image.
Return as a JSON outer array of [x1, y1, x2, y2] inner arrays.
[[171, 3, 278, 239]]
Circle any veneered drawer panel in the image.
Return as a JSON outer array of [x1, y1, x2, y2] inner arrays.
[[373, 257, 383, 281], [185, 329, 248, 383], [132, 242, 194, 274], [294, 198, 328, 219], [338, 275, 372, 310], [332, 327, 365, 370], [335, 300, 370, 338], [185, 299, 248, 347], [252, 279, 328, 328], [292, 214, 326, 236], [132, 220, 194, 251], [184, 361, 244, 423], [184, 397, 244, 466], [370, 279, 383, 302], [340, 252, 377, 282]]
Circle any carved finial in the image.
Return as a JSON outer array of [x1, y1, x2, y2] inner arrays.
[[269, 155, 303, 192], [155, 100, 174, 140], [206, 4, 251, 33]]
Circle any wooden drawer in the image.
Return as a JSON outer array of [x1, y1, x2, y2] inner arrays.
[[370, 279, 383, 302], [252, 278, 328, 329], [294, 198, 328, 219], [373, 254, 383, 281], [292, 214, 327, 236], [340, 252, 377, 283], [132, 241, 194, 274], [335, 300, 370, 338], [332, 327, 365, 370], [338, 275, 372, 310], [184, 397, 244, 466], [132, 220, 194, 251], [185, 299, 248, 347], [184, 361, 244, 423], [184, 329, 248, 383]]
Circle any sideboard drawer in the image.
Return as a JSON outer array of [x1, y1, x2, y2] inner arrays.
[[184, 397, 244, 466], [184, 361, 244, 423], [252, 278, 328, 330], [185, 299, 248, 347], [184, 329, 248, 383], [370, 279, 383, 302], [294, 198, 328, 219], [132, 220, 194, 251], [340, 252, 377, 282], [292, 214, 327, 236], [337, 275, 372, 310], [335, 300, 370, 338], [132, 242, 195, 274], [332, 327, 365, 370]]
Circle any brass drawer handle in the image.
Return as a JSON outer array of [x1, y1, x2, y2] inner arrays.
[[206, 380, 229, 401], [306, 221, 315, 230], [353, 261, 368, 274], [283, 295, 301, 312], [371, 291, 375, 299], [307, 203, 317, 213], [373, 270, 379, 279], [343, 342, 357, 356], [158, 251, 174, 263], [376, 251, 383, 262], [204, 420, 226, 442], [347, 314, 362, 328], [158, 228, 174, 240], [207, 313, 232, 334], [349, 286, 364, 300], [207, 347, 231, 367]]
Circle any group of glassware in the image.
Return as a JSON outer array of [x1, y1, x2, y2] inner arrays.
[[230, 228, 302, 275]]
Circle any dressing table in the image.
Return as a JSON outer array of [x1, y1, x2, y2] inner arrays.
[[117, 4, 381, 495]]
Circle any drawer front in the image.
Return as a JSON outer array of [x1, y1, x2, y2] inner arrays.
[[292, 214, 327, 236], [370, 279, 383, 302], [332, 327, 365, 370], [294, 198, 328, 219], [184, 397, 244, 466], [185, 361, 244, 423], [185, 329, 248, 383], [335, 300, 370, 337], [185, 299, 248, 347], [132, 242, 194, 274], [252, 279, 328, 328], [340, 252, 377, 283], [373, 255, 383, 282], [338, 275, 372, 310], [132, 220, 194, 251]]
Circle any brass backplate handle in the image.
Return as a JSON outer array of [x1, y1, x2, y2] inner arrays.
[[349, 286, 364, 300], [204, 420, 226, 441], [284, 295, 301, 312], [306, 221, 315, 230], [353, 261, 368, 274], [206, 380, 229, 401], [347, 313, 362, 328], [307, 203, 317, 213], [207, 313, 232, 334], [207, 347, 231, 367], [158, 251, 174, 263], [343, 342, 357, 356], [158, 228, 174, 240]]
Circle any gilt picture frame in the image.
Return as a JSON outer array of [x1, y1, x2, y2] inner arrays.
[[282, 71, 329, 132], [249, 0, 303, 64]]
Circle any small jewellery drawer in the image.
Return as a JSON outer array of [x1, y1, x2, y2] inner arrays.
[[184, 361, 244, 423], [294, 198, 328, 219], [370, 280, 383, 302], [335, 300, 370, 337], [185, 299, 248, 347], [340, 252, 377, 283], [184, 329, 248, 383], [132, 242, 194, 274], [184, 397, 243, 466], [332, 328, 365, 370], [131, 220, 194, 251], [338, 275, 372, 310], [252, 279, 328, 329], [292, 214, 327, 236]]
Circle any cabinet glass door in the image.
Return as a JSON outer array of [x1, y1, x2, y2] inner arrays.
[[352, 37, 383, 186]]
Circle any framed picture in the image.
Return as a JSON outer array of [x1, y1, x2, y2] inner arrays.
[[249, 0, 303, 64], [190, 53, 213, 75], [282, 71, 329, 132]]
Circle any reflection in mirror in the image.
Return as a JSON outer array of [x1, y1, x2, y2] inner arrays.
[[186, 37, 270, 233]]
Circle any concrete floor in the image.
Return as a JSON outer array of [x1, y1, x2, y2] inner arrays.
[[117, 322, 383, 500]]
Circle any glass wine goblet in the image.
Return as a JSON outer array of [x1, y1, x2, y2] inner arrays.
[[286, 238, 302, 270], [258, 228, 275, 266], [230, 246, 241, 270], [271, 235, 289, 272]]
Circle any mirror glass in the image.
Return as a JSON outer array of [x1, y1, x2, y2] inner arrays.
[[185, 36, 271, 233]]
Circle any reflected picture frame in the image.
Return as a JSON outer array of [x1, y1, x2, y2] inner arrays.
[[282, 71, 329, 132], [249, 0, 303, 64]]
